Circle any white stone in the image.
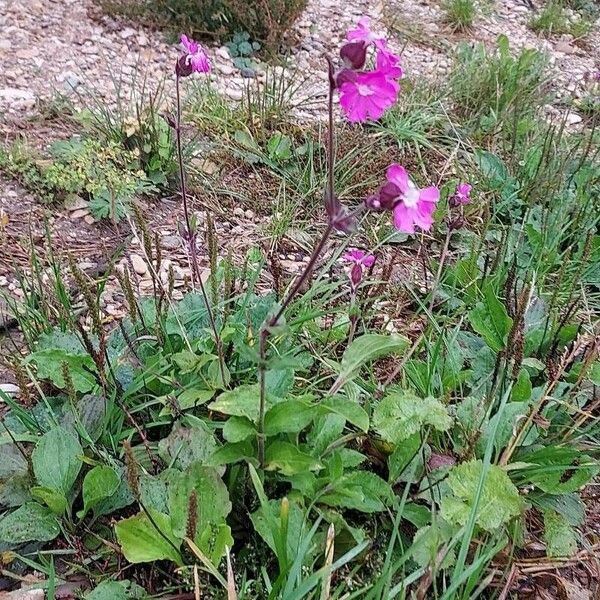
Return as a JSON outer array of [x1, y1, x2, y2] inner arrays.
[[0, 87, 35, 110], [130, 254, 148, 276]]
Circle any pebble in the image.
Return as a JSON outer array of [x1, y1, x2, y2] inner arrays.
[[0, 383, 20, 397], [130, 254, 148, 276], [69, 208, 87, 220], [161, 235, 180, 251], [0, 87, 35, 110]]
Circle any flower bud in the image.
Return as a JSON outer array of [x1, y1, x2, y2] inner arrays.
[[350, 263, 363, 289], [175, 56, 193, 78], [340, 41, 368, 70], [377, 182, 401, 211], [365, 193, 382, 211]]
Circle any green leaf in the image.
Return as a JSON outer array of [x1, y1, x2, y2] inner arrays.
[[519, 447, 599, 494], [115, 509, 182, 565], [94, 468, 135, 518], [533, 493, 585, 526], [79, 466, 120, 518], [319, 397, 369, 432], [512, 370, 532, 402], [223, 416, 255, 443], [169, 464, 232, 539], [208, 384, 261, 422], [0, 502, 60, 543], [27, 349, 97, 393], [85, 580, 128, 600], [412, 523, 456, 569], [440, 460, 522, 532], [543, 509, 578, 557], [31, 486, 68, 515], [337, 334, 409, 383], [63, 394, 107, 442], [208, 441, 256, 466], [388, 433, 422, 482], [250, 498, 307, 558], [32, 427, 82, 496], [468, 287, 513, 352], [320, 471, 392, 513], [373, 392, 452, 445], [0, 444, 32, 507], [264, 399, 314, 436], [172, 351, 214, 374], [305, 414, 345, 457], [264, 441, 322, 476], [158, 418, 217, 470]]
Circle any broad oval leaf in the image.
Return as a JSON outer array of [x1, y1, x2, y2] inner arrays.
[[0, 502, 60, 543], [32, 427, 83, 496], [264, 441, 322, 476], [319, 397, 369, 432], [337, 334, 409, 383], [440, 460, 522, 532], [115, 508, 182, 565], [373, 392, 452, 445], [80, 465, 120, 518]]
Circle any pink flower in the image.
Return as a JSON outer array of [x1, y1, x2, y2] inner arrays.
[[453, 182, 472, 205], [346, 16, 381, 46], [177, 34, 211, 77], [343, 249, 376, 289], [376, 42, 403, 80], [377, 164, 440, 234], [339, 70, 399, 122]]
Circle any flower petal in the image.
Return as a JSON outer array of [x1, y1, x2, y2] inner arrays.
[[419, 186, 440, 204], [387, 164, 410, 193], [393, 203, 416, 233]]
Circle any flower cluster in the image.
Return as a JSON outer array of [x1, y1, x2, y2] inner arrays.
[[336, 17, 403, 123], [177, 34, 211, 77]]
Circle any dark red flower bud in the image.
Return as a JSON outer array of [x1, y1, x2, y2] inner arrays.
[[377, 182, 401, 211], [175, 56, 193, 78], [334, 68, 357, 89], [340, 41, 368, 70], [350, 263, 363, 288], [365, 193, 382, 211]]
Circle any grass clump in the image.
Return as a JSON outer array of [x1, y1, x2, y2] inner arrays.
[[97, 0, 307, 50], [448, 35, 550, 141], [529, 0, 592, 37], [443, 0, 476, 30]]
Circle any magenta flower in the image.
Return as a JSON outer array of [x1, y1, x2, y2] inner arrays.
[[177, 34, 211, 77], [373, 165, 440, 234], [346, 16, 380, 46], [343, 249, 376, 289], [453, 182, 472, 205], [376, 42, 403, 80], [339, 70, 399, 122]]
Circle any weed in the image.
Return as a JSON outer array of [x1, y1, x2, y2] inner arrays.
[[96, 0, 307, 50], [529, 0, 592, 37], [443, 0, 476, 30], [448, 35, 550, 142]]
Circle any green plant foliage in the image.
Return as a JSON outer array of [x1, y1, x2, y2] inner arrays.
[[32, 427, 83, 497], [373, 392, 452, 445], [441, 461, 523, 532], [443, 0, 476, 30], [0, 502, 61, 543], [543, 509, 578, 557], [97, 0, 307, 50], [115, 509, 183, 565]]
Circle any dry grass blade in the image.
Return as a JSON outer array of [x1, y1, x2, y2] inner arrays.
[[226, 546, 237, 600], [320, 523, 335, 600], [185, 537, 228, 589]]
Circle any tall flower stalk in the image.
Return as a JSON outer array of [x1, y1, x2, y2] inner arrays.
[[174, 37, 226, 386], [256, 19, 404, 467]]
